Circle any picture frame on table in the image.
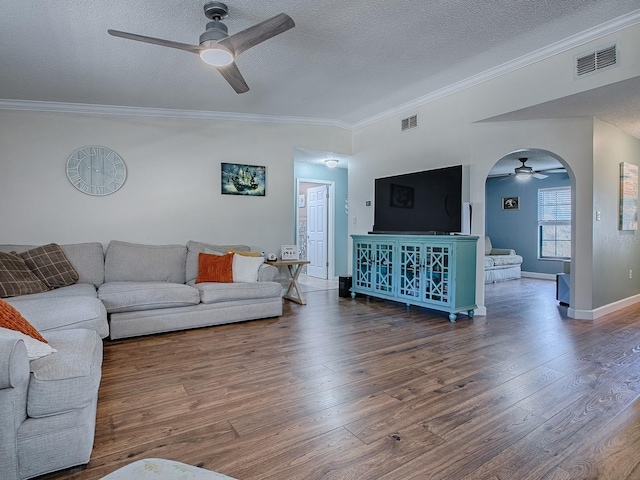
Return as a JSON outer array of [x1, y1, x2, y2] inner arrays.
[[281, 245, 299, 260]]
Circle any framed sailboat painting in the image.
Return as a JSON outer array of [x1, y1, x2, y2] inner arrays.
[[221, 163, 266, 196]]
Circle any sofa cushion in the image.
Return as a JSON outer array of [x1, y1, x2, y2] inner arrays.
[[60, 242, 105, 287], [0, 327, 56, 360], [196, 253, 234, 283], [484, 257, 495, 269], [487, 254, 523, 266], [232, 254, 265, 283], [0, 298, 48, 343], [0, 252, 50, 298], [5, 283, 98, 301], [105, 241, 187, 284], [19, 243, 79, 289], [191, 281, 283, 304], [186, 241, 250, 283], [484, 236, 493, 255], [27, 329, 102, 418], [0, 243, 105, 287], [6, 296, 109, 339], [98, 281, 200, 313]]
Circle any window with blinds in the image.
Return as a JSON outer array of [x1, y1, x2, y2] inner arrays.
[[538, 186, 571, 259]]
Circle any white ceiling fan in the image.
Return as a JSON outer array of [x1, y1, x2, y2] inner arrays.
[[108, 2, 295, 94], [489, 157, 565, 181], [514, 158, 548, 180]]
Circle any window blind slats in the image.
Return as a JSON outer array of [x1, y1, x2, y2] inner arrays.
[[538, 187, 571, 224]]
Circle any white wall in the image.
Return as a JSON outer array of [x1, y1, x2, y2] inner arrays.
[[0, 110, 350, 255]]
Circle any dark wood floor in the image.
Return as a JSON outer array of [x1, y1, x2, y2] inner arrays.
[[40, 278, 640, 480]]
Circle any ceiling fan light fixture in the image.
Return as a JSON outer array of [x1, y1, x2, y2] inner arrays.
[[199, 44, 234, 66], [515, 169, 533, 180], [325, 158, 339, 168], [514, 157, 533, 180]]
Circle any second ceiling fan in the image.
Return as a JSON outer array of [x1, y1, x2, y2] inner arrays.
[[108, 2, 295, 94], [514, 158, 549, 180]]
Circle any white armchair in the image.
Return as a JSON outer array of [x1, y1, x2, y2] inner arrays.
[[484, 236, 523, 283]]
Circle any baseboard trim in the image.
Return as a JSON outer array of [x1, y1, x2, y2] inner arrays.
[[521, 271, 556, 280], [474, 305, 487, 317], [568, 293, 640, 320]]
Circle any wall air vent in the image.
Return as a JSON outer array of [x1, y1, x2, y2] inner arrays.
[[575, 43, 618, 78], [401, 114, 418, 131]]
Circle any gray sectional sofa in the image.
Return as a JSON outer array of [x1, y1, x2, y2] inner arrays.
[[0, 240, 283, 479]]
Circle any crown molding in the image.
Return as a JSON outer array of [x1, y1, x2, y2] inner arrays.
[[0, 99, 353, 131], [352, 9, 640, 130]]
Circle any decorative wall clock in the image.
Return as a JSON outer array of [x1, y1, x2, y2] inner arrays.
[[66, 146, 127, 196]]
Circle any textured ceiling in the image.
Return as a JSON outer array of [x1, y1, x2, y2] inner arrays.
[[1, 0, 639, 126]]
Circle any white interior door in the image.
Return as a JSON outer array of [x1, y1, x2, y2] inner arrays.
[[306, 185, 328, 279]]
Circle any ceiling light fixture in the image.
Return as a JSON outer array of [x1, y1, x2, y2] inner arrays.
[[514, 158, 533, 180], [324, 158, 339, 168], [199, 43, 234, 66]]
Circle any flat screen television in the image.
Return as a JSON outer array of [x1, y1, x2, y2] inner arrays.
[[371, 165, 463, 234]]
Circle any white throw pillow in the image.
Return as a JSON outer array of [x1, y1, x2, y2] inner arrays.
[[0, 327, 57, 360], [232, 254, 265, 283]]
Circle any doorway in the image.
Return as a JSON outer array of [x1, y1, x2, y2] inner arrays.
[[484, 148, 574, 307], [296, 179, 335, 279]]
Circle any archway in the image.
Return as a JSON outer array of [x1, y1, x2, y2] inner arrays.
[[484, 148, 575, 308]]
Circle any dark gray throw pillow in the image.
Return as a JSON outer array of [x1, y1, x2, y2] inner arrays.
[[0, 252, 51, 297], [19, 243, 79, 289]]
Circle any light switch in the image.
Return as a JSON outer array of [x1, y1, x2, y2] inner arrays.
[[596, 210, 601, 221]]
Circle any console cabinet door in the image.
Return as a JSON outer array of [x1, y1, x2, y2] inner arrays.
[[422, 244, 451, 306], [373, 242, 395, 295], [353, 239, 374, 292], [397, 242, 423, 301]]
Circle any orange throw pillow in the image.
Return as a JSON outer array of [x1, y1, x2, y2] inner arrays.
[[195, 253, 234, 283], [0, 299, 48, 343]]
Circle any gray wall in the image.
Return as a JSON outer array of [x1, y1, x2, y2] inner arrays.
[[486, 173, 570, 274], [592, 119, 640, 308]]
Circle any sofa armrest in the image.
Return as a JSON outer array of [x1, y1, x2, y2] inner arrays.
[[258, 263, 279, 282], [0, 338, 29, 390], [489, 248, 517, 256], [0, 337, 29, 480]]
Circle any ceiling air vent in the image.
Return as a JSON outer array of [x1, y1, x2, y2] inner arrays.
[[575, 43, 618, 78], [401, 114, 418, 131]]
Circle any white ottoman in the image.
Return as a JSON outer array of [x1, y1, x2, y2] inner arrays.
[[101, 458, 237, 480]]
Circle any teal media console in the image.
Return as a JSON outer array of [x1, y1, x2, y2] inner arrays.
[[351, 234, 478, 322]]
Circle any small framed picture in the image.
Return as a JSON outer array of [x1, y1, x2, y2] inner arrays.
[[502, 196, 519, 210], [298, 194, 306, 208], [281, 245, 299, 260]]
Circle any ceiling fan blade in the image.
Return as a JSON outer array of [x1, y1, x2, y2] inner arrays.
[[108, 29, 202, 55], [218, 13, 295, 57], [533, 173, 549, 179], [217, 62, 250, 93], [538, 168, 567, 174]]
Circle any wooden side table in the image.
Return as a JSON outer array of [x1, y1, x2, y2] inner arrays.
[[266, 259, 311, 305]]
